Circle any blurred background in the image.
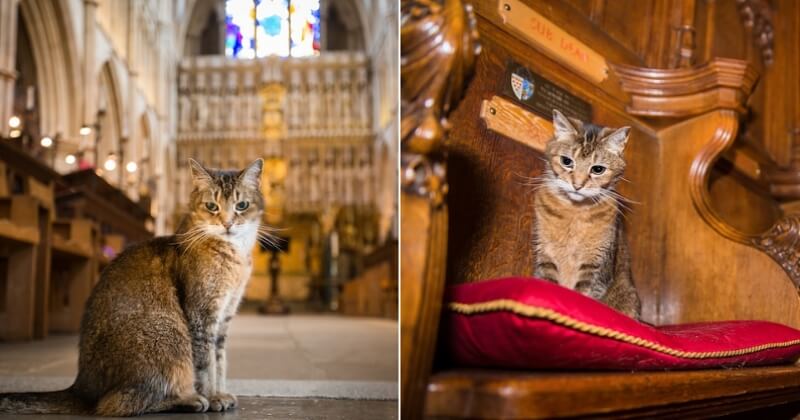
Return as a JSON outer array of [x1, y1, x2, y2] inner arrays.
[[0, 0, 398, 414]]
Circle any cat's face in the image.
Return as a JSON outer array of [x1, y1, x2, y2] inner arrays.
[[543, 109, 630, 202], [186, 159, 264, 247]]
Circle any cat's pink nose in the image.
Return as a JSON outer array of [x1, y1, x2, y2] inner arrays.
[[223, 222, 233, 231]]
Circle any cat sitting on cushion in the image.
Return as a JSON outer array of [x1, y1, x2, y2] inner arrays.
[[532, 109, 641, 319], [0, 159, 272, 416]]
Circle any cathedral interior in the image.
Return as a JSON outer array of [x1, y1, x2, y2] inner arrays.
[[0, 0, 397, 417]]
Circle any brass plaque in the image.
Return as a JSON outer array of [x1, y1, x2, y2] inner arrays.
[[498, 0, 609, 84], [480, 95, 553, 152]]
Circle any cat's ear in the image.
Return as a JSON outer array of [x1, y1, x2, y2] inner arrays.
[[188, 158, 212, 189], [238, 158, 264, 189], [603, 126, 631, 155], [552, 109, 578, 139]]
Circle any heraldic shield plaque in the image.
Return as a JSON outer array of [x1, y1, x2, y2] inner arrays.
[[501, 60, 593, 123]]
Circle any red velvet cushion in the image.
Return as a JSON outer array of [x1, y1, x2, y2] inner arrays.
[[443, 277, 800, 370]]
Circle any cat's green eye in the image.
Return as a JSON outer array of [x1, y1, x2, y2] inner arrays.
[[235, 201, 249, 211], [205, 202, 219, 212], [560, 156, 574, 168], [590, 165, 606, 175]]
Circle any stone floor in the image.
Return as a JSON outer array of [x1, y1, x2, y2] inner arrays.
[[0, 314, 398, 418], [0, 397, 398, 420]]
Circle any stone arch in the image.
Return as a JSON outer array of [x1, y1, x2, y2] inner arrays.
[[17, 0, 81, 140], [138, 110, 159, 183], [321, 0, 367, 52], [181, 0, 225, 57], [97, 60, 124, 183]]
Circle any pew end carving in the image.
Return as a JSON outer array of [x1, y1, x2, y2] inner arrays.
[[400, 0, 480, 419]]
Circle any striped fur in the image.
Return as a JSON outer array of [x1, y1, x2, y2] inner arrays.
[[532, 110, 641, 319]]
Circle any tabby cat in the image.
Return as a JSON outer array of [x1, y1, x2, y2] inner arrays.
[[532, 109, 641, 319], [0, 158, 267, 416]]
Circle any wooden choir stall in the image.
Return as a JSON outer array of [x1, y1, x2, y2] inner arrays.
[[0, 141, 152, 341], [401, 0, 800, 418]]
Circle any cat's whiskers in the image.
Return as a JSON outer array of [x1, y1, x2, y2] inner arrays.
[[255, 224, 285, 249], [596, 190, 633, 221], [602, 187, 640, 203], [176, 225, 213, 255]]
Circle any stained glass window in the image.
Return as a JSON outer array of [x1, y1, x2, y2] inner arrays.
[[225, 0, 320, 58]]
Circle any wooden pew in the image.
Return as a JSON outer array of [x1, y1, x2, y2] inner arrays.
[[57, 169, 153, 251], [341, 241, 398, 319], [0, 142, 58, 340], [401, 0, 800, 418], [48, 218, 98, 333], [0, 195, 41, 341]]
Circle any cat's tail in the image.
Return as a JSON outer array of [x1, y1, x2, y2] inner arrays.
[[0, 386, 88, 414]]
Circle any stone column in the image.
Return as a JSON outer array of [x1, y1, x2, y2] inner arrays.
[[0, 0, 20, 129], [83, 0, 98, 130]]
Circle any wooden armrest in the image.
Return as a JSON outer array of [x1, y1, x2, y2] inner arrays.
[[426, 367, 800, 418]]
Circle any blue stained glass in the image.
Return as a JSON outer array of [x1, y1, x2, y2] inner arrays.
[[225, 0, 320, 58], [261, 15, 282, 36], [289, 0, 320, 57], [225, 16, 244, 57]]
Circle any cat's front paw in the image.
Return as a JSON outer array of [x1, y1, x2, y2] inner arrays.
[[181, 394, 209, 412], [208, 392, 238, 412]]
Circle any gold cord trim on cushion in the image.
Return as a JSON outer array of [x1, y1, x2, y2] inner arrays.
[[448, 299, 800, 359]]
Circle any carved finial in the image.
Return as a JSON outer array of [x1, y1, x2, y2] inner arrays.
[[400, 0, 481, 206], [736, 0, 774, 66]]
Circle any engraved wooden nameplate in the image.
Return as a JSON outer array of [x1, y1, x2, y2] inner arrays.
[[480, 95, 553, 152], [497, 0, 609, 84]]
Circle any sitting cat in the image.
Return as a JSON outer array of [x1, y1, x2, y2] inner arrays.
[[0, 159, 268, 416], [533, 109, 642, 319]]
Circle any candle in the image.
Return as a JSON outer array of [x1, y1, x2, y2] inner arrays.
[[25, 86, 34, 111]]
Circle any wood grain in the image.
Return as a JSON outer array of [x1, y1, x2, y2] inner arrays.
[[479, 96, 552, 152], [400, 0, 480, 418], [426, 367, 800, 419], [497, 0, 609, 83]]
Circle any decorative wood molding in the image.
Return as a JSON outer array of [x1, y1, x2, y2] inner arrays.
[[612, 58, 759, 118], [479, 95, 552, 152], [688, 109, 751, 244], [736, 0, 774, 66], [400, 1, 480, 419], [616, 57, 800, 287], [755, 215, 800, 288], [400, 0, 480, 207]]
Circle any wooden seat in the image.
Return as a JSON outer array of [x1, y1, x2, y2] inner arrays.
[[0, 143, 58, 341], [426, 367, 800, 419], [401, 0, 800, 418], [48, 218, 99, 333], [0, 195, 41, 341], [341, 242, 398, 319]]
